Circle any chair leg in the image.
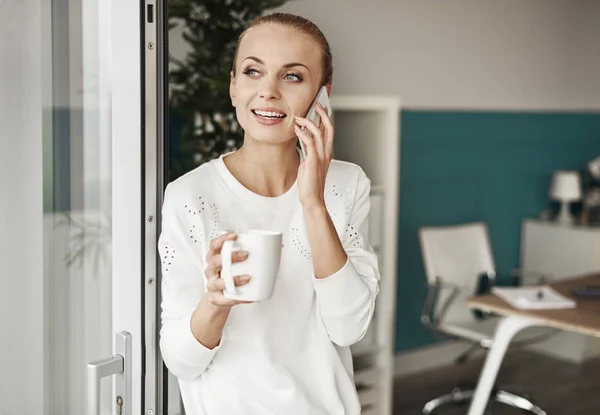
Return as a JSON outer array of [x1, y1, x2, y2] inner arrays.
[[467, 316, 540, 415], [422, 388, 473, 414], [454, 342, 481, 365], [494, 390, 546, 415], [422, 388, 546, 415]]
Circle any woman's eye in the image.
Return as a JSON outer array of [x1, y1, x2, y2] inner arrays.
[[243, 68, 260, 77], [284, 73, 302, 82]]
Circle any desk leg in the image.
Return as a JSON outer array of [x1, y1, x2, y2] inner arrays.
[[467, 315, 539, 415]]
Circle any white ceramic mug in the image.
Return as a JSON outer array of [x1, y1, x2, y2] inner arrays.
[[221, 230, 283, 301]]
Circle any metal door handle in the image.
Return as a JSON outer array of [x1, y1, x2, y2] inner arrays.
[[87, 331, 132, 415]]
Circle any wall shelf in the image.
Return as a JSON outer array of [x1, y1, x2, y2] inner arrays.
[[331, 95, 401, 415]]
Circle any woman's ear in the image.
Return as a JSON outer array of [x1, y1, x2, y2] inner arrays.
[[326, 84, 332, 96], [229, 71, 236, 107]]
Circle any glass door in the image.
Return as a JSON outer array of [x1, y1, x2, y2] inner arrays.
[[41, 0, 153, 413]]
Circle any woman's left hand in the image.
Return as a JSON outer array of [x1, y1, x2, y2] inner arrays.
[[295, 103, 334, 210]]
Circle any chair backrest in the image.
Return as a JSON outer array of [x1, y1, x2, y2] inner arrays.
[[418, 222, 496, 325]]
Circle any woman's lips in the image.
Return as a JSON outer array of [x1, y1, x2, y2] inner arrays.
[[252, 109, 287, 126]]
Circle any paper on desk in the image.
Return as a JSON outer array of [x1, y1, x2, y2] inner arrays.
[[491, 286, 576, 310]]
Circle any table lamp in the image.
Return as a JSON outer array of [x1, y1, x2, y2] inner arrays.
[[549, 170, 582, 225], [588, 155, 600, 181]]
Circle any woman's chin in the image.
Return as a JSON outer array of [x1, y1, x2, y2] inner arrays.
[[244, 128, 295, 146]]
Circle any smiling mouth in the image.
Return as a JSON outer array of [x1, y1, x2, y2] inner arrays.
[[251, 109, 287, 119]]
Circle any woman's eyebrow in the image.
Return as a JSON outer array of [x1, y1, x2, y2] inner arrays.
[[242, 56, 311, 72]]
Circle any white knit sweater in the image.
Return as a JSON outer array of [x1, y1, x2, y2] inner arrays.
[[158, 152, 380, 415]]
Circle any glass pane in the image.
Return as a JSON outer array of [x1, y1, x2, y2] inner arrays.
[[42, 0, 113, 413], [166, 371, 185, 415]]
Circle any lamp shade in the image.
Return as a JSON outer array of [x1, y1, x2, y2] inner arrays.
[[549, 170, 582, 202], [589, 155, 600, 181]]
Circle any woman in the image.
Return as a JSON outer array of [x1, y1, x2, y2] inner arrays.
[[159, 12, 380, 415]]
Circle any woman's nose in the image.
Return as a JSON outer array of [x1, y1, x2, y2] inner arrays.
[[258, 77, 281, 100]]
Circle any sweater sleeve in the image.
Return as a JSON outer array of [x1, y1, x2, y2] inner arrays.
[[312, 168, 381, 347], [158, 184, 220, 382]]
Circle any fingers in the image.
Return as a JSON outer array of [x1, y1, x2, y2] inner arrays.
[[209, 250, 248, 269], [204, 249, 248, 279], [203, 233, 256, 308], [295, 125, 317, 162], [206, 274, 251, 293], [205, 232, 240, 279], [207, 232, 237, 257], [211, 296, 254, 308], [315, 104, 334, 160], [294, 116, 325, 161], [206, 273, 254, 308]]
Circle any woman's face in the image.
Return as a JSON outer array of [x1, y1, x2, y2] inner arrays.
[[230, 23, 323, 145]]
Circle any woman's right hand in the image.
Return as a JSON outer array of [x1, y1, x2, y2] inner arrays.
[[204, 232, 252, 308]]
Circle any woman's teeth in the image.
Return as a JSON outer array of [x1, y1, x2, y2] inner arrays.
[[253, 110, 286, 119]]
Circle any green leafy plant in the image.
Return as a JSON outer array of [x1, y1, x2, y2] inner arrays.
[[56, 212, 111, 278], [168, 0, 291, 180]]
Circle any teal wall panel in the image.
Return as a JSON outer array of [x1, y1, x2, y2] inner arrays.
[[395, 111, 600, 352]]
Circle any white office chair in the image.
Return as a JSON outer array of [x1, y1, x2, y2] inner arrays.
[[418, 222, 551, 415]]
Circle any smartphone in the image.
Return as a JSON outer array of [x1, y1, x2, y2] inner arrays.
[[299, 86, 332, 157], [572, 285, 600, 298]]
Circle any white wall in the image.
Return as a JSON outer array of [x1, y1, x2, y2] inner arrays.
[[0, 0, 44, 414], [170, 0, 600, 111], [276, 0, 600, 110]]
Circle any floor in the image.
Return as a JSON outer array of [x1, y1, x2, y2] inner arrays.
[[393, 350, 600, 414]]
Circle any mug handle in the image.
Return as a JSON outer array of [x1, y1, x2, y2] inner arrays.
[[220, 240, 237, 295]]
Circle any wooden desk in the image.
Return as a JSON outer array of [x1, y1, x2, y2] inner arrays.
[[465, 273, 600, 415], [468, 273, 600, 337]]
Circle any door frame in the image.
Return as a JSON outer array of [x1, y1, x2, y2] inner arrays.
[[112, 0, 151, 414], [113, 0, 167, 412], [142, 0, 169, 413]]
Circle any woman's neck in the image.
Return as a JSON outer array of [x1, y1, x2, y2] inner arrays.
[[223, 138, 300, 197]]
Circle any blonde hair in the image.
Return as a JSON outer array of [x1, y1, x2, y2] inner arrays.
[[231, 13, 333, 86]]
